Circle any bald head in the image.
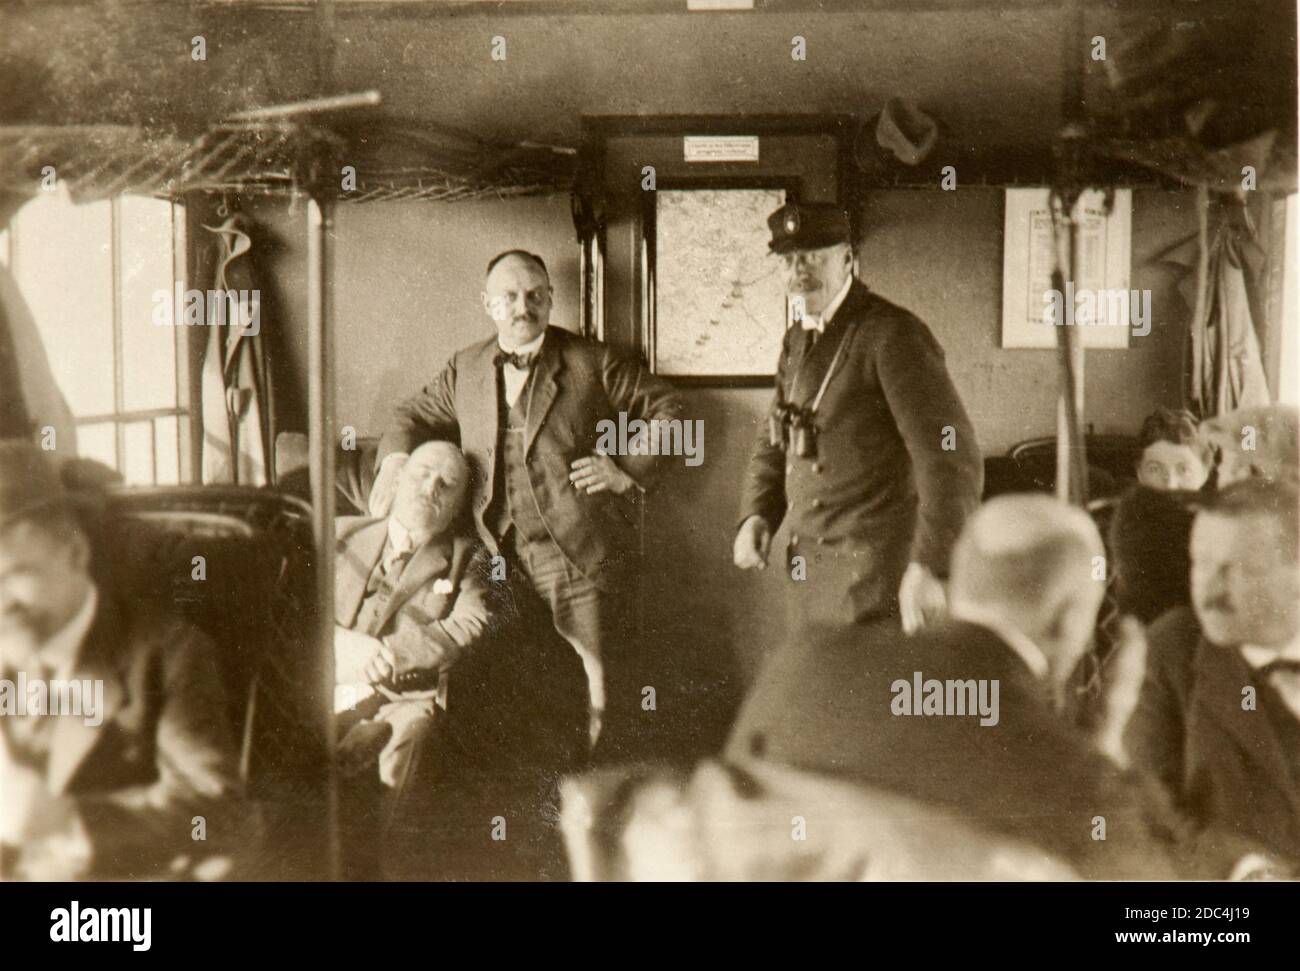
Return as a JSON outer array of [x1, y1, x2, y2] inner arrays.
[[949, 495, 1106, 677], [390, 441, 470, 540]]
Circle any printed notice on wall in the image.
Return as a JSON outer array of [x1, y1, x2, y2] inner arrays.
[[684, 136, 760, 163], [1001, 188, 1133, 349]]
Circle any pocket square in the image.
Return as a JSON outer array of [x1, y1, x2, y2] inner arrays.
[[432, 578, 454, 595]]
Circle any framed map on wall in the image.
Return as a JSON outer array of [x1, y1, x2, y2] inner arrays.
[[650, 187, 789, 381]]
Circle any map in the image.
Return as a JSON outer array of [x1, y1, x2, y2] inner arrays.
[[654, 188, 788, 377]]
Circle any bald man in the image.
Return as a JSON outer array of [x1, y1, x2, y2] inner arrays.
[[728, 494, 1182, 879], [370, 250, 681, 754], [334, 441, 491, 789]]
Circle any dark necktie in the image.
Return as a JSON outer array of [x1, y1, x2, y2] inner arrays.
[[494, 349, 538, 370], [1258, 658, 1300, 719], [366, 542, 415, 597]]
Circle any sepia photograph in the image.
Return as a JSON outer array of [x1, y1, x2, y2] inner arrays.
[[0, 0, 1297, 950]]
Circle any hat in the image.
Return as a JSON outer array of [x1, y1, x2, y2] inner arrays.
[[0, 441, 70, 533], [767, 202, 852, 254]]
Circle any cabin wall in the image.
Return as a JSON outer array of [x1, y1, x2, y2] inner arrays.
[[238, 184, 1195, 754]]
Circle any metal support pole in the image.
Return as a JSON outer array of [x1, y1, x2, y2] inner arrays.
[[307, 193, 339, 880]]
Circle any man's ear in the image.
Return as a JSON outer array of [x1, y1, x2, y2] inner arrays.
[[65, 530, 91, 575], [481, 291, 493, 317]]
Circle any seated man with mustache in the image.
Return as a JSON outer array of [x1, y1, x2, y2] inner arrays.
[[1125, 478, 1300, 871], [334, 441, 491, 794]]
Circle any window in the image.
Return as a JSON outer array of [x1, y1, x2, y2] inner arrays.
[[0, 188, 191, 485]]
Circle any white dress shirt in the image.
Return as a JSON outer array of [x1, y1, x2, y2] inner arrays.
[[798, 274, 854, 334], [1241, 633, 1300, 721], [383, 515, 434, 576], [500, 331, 546, 408]]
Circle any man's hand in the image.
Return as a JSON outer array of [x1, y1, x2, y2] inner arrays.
[[12, 795, 91, 880], [570, 453, 635, 495], [363, 645, 399, 687], [368, 452, 409, 517], [899, 562, 946, 635], [1096, 615, 1149, 768], [335, 626, 386, 684], [733, 515, 772, 571]]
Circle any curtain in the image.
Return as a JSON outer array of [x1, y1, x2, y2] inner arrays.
[[1161, 193, 1272, 420], [200, 214, 272, 485]]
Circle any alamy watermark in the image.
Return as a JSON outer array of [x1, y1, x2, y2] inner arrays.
[[0, 671, 104, 727], [890, 671, 1000, 727], [1042, 283, 1151, 337], [595, 412, 704, 467], [151, 284, 261, 336]]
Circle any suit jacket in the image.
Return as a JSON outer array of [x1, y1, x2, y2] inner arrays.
[[1126, 606, 1300, 864], [563, 759, 1079, 881], [377, 326, 681, 587], [1109, 485, 1198, 624], [727, 620, 1180, 879], [334, 517, 492, 688], [739, 281, 982, 577], [0, 595, 242, 876]]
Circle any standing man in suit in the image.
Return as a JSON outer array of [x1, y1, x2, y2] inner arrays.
[[369, 250, 681, 753], [728, 494, 1182, 879], [734, 203, 982, 634], [334, 441, 491, 790], [0, 442, 242, 879], [1125, 478, 1300, 867]]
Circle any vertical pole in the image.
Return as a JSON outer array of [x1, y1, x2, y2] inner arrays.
[[1053, 0, 1089, 506], [306, 194, 338, 880], [1052, 196, 1088, 506]]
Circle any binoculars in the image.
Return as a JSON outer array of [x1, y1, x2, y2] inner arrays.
[[768, 403, 819, 459]]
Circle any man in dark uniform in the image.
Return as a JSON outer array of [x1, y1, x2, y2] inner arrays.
[[734, 203, 982, 633]]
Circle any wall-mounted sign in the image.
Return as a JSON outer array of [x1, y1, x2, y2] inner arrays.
[[1001, 188, 1134, 349], [683, 135, 760, 163]]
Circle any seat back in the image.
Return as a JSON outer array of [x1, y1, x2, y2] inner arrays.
[[1008, 434, 1140, 499], [94, 487, 326, 803]]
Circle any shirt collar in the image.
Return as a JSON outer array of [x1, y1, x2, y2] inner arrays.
[[820, 274, 854, 326], [1241, 631, 1300, 669], [38, 583, 98, 678], [497, 330, 546, 356], [949, 604, 1051, 681], [386, 515, 433, 556]]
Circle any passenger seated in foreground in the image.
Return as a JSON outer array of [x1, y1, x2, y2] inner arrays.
[[729, 494, 1189, 879], [0, 443, 242, 880], [1124, 478, 1300, 872], [333, 441, 491, 789]]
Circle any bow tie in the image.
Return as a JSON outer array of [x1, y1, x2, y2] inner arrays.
[[494, 349, 539, 370]]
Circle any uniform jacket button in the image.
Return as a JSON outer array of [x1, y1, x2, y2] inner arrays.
[[811, 498, 823, 509], [811, 462, 823, 474]]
